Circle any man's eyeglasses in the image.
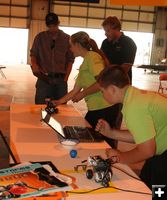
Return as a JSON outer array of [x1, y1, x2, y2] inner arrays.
[[51, 39, 55, 49]]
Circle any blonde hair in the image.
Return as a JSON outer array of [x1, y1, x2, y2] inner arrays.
[[71, 31, 104, 58]]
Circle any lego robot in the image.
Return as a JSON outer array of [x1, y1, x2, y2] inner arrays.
[[85, 155, 112, 187]]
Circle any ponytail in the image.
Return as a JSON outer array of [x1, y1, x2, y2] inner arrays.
[[89, 38, 105, 60], [71, 31, 106, 62]]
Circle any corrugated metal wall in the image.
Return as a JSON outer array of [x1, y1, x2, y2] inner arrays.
[[0, 0, 166, 63], [0, 0, 156, 32], [52, 0, 156, 32], [0, 0, 30, 28]]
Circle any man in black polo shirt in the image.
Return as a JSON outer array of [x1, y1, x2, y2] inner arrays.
[[99, 16, 137, 145], [101, 16, 137, 83]]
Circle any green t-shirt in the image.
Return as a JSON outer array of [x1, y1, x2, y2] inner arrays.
[[76, 51, 111, 111], [122, 85, 167, 155]]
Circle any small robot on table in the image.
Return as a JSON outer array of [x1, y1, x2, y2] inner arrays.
[[74, 155, 113, 187]]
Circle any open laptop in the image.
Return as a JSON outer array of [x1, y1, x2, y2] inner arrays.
[[41, 109, 103, 143]]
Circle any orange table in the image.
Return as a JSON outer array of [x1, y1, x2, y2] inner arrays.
[[10, 103, 151, 200]]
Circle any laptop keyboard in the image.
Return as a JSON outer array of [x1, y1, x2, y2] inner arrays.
[[64, 126, 94, 141], [63, 126, 103, 142], [64, 126, 79, 139]]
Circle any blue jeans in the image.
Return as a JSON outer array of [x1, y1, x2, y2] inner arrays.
[[35, 79, 67, 104]]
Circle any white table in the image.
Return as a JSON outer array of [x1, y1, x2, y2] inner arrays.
[[10, 103, 151, 200]]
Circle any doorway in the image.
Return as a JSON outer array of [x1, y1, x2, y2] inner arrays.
[[0, 28, 28, 64]]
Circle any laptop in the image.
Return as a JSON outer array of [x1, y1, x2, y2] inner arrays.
[[41, 109, 103, 143]]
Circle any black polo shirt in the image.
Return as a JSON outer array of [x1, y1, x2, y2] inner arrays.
[[101, 33, 137, 81]]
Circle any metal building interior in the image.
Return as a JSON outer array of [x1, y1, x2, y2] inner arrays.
[[0, 0, 167, 181]]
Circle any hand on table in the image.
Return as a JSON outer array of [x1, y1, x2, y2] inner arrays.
[[105, 148, 121, 164]]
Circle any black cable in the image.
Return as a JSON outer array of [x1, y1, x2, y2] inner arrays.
[[109, 186, 151, 195], [67, 185, 151, 195], [68, 162, 151, 196]]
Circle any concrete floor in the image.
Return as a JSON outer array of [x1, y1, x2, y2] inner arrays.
[[0, 64, 165, 173]]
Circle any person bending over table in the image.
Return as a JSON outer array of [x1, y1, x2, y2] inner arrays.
[[52, 31, 121, 148], [95, 66, 167, 189]]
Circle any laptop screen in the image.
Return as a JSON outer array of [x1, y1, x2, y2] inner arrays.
[[41, 109, 65, 138], [41, 108, 47, 119]]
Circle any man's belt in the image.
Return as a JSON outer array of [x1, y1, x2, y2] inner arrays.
[[48, 73, 65, 78]]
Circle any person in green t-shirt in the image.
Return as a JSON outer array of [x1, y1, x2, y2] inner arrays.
[[95, 66, 167, 189], [52, 31, 122, 148]]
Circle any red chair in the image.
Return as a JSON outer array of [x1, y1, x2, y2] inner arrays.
[[158, 74, 167, 93]]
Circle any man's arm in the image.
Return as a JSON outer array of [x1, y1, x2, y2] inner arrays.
[[121, 37, 137, 73], [120, 138, 156, 163], [53, 83, 81, 105], [30, 56, 41, 74], [64, 62, 73, 82], [101, 51, 111, 67], [72, 51, 106, 102], [98, 118, 156, 164], [30, 56, 47, 74], [72, 82, 100, 102], [107, 138, 156, 164], [109, 129, 135, 143], [30, 56, 49, 82], [96, 119, 134, 143], [64, 39, 75, 82]]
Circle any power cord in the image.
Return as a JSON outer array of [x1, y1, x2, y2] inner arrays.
[[68, 163, 151, 196], [67, 185, 151, 195]]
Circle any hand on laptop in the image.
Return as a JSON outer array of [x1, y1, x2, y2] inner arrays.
[[51, 100, 61, 106], [51, 98, 67, 105], [95, 119, 112, 138]]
